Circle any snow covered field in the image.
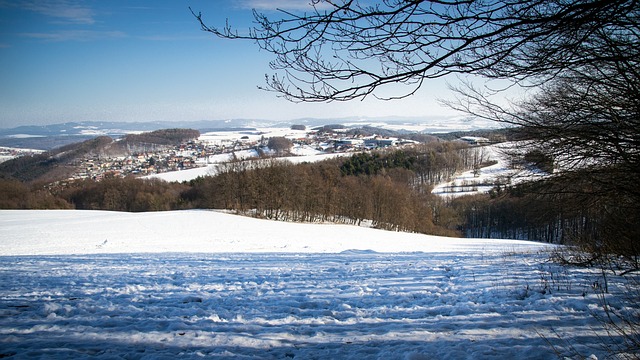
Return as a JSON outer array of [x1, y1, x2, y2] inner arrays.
[[432, 143, 547, 198], [0, 210, 635, 359]]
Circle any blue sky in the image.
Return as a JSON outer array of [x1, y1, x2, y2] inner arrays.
[[0, 0, 458, 129]]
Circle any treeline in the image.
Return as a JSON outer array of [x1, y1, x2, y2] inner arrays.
[[452, 191, 583, 243], [58, 177, 190, 212], [183, 159, 457, 236], [0, 177, 189, 212], [0, 179, 72, 209], [451, 175, 640, 258]]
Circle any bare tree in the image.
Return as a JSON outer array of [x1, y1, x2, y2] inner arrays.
[[449, 65, 639, 187], [192, 0, 637, 102], [447, 59, 640, 255]]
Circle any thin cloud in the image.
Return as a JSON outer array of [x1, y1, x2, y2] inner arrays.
[[139, 34, 209, 42], [239, 0, 334, 11], [17, 0, 96, 25], [20, 30, 127, 42]]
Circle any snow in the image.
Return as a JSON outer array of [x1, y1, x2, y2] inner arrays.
[[146, 166, 215, 182], [198, 128, 308, 145], [0, 210, 634, 359], [290, 144, 324, 156], [0, 210, 543, 255]]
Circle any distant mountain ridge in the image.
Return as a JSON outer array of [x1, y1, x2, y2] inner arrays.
[[0, 116, 497, 150], [0, 120, 259, 150]]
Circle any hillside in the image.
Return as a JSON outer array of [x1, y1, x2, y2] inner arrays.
[[117, 128, 201, 149], [0, 129, 199, 183], [0, 136, 114, 182]]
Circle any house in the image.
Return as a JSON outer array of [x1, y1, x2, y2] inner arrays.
[[335, 138, 364, 148], [460, 136, 490, 145], [364, 138, 398, 148]]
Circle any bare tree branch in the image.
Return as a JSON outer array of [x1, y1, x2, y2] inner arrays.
[[192, 0, 638, 102]]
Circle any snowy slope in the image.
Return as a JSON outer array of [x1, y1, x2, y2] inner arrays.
[[0, 210, 634, 359], [0, 210, 544, 255], [432, 143, 547, 197]]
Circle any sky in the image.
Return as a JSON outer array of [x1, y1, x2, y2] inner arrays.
[[0, 0, 462, 129]]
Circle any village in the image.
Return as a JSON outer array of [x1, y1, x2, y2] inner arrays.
[[69, 126, 426, 181]]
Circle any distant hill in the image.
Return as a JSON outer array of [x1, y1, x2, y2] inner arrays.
[[0, 121, 253, 150], [0, 136, 113, 183], [0, 116, 499, 150], [0, 129, 199, 183], [115, 129, 200, 153]]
